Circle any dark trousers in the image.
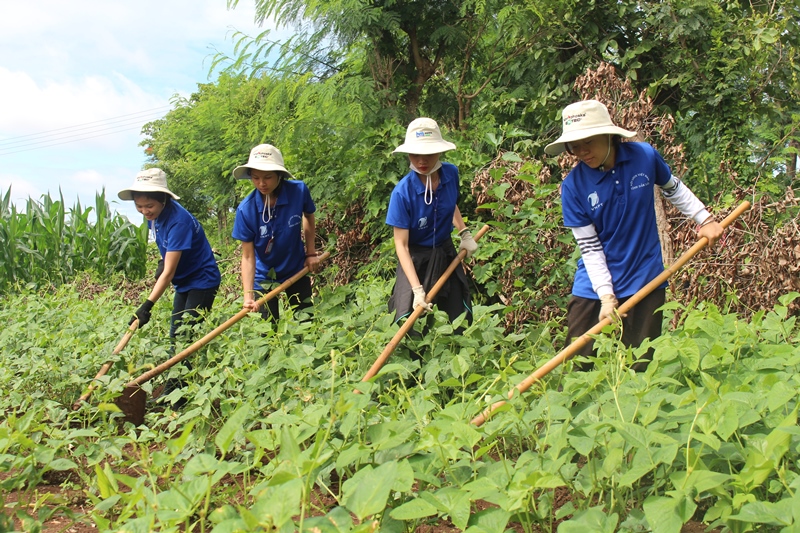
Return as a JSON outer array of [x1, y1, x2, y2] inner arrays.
[[388, 241, 472, 325], [162, 286, 218, 396], [566, 288, 665, 371], [170, 286, 219, 339], [258, 275, 312, 322]]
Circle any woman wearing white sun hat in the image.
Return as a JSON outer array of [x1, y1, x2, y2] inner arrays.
[[386, 117, 478, 326], [119, 168, 221, 402], [119, 168, 220, 336], [546, 99, 723, 370], [231, 144, 320, 322]]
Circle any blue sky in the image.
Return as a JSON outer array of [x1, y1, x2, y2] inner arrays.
[[0, 1, 274, 222]]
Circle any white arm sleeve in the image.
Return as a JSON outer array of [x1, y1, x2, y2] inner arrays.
[[660, 175, 711, 224], [571, 225, 614, 297]]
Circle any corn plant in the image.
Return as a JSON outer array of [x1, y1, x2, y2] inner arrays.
[[0, 187, 148, 292]]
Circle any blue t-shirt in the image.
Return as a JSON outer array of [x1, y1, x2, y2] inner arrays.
[[561, 142, 671, 298], [232, 180, 316, 287], [386, 162, 461, 247], [152, 201, 221, 292]]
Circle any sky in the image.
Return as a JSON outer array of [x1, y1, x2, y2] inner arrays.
[[0, 1, 274, 222]]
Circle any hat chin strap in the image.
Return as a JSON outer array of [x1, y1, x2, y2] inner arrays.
[[598, 137, 612, 171], [410, 161, 443, 205]]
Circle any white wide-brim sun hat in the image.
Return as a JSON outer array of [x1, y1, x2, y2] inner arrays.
[[232, 144, 295, 180], [118, 168, 180, 201], [393, 117, 457, 155], [544, 99, 637, 156]]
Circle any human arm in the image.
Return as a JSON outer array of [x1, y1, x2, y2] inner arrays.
[[660, 175, 724, 246], [132, 251, 181, 327], [571, 225, 623, 321], [302, 212, 321, 273], [393, 226, 431, 311], [240, 241, 260, 312]]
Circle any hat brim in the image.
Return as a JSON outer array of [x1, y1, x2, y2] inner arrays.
[[233, 163, 294, 180], [118, 185, 179, 201], [544, 126, 637, 156], [393, 139, 456, 155]]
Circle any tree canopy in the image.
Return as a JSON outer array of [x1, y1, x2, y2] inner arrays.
[[143, 0, 799, 243]]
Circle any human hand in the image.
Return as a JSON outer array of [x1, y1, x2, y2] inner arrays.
[[305, 254, 321, 273], [598, 294, 621, 322], [412, 285, 433, 312], [131, 299, 154, 327], [458, 228, 478, 259], [243, 293, 261, 313], [698, 218, 724, 247]]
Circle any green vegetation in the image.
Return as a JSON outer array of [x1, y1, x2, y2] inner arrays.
[[0, 187, 148, 292], [0, 273, 798, 531], [2, 0, 799, 531]]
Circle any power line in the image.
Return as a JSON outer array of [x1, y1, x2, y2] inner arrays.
[[0, 125, 148, 157], [0, 105, 172, 144], [0, 106, 172, 157], [0, 114, 165, 149]]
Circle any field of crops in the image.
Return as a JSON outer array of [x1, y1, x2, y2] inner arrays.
[[1, 250, 798, 533], [0, 188, 148, 296]]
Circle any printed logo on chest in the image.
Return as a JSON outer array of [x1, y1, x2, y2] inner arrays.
[[587, 191, 603, 211], [418, 216, 428, 230], [630, 173, 651, 190]]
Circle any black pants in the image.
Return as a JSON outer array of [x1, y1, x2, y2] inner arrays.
[[388, 240, 472, 324], [258, 275, 313, 322], [566, 288, 665, 371], [170, 286, 219, 339], [164, 286, 218, 394]]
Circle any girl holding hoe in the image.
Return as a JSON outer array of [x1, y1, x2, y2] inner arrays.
[[232, 144, 321, 321], [386, 117, 478, 325], [545, 99, 724, 370], [119, 168, 221, 400]]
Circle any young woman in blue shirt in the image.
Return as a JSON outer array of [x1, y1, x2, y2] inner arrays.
[[119, 168, 221, 402], [545, 100, 723, 370], [386, 118, 478, 324], [231, 144, 320, 321]]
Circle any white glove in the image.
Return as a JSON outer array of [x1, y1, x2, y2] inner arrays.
[[598, 294, 620, 322], [458, 228, 478, 259], [412, 285, 432, 312]]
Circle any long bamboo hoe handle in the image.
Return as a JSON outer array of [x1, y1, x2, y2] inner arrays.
[[471, 201, 750, 427], [359, 225, 491, 385], [126, 251, 331, 388], [72, 319, 140, 409]]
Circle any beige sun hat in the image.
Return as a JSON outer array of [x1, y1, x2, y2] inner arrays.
[[232, 144, 294, 180], [544, 100, 637, 156], [393, 117, 457, 155], [118, 168, 179, 201]]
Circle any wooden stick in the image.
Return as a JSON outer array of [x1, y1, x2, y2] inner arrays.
[[125, 251, 330, 388], [359, 225, 490, 385], [72, 319, 139, 409], [471, 201, 751, 427]]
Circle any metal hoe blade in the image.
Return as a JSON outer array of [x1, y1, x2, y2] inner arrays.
[[114, 384, 147, 426]]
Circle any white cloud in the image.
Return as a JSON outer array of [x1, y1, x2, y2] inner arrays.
[[0, 174, 42, 203], [0, 0, 276, 219]]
